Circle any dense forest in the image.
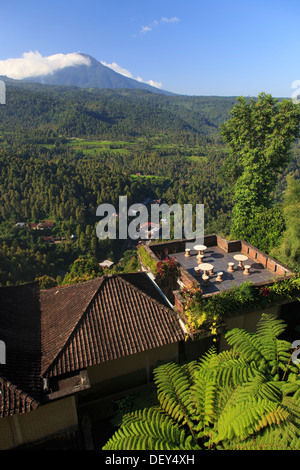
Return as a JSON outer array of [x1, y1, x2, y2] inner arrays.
[[0, 80, 299, 286]]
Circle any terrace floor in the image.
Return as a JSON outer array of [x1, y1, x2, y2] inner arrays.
[[168, 245, 282, 295]]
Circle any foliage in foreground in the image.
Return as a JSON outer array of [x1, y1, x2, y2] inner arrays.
[[103, 314, 300, 450]]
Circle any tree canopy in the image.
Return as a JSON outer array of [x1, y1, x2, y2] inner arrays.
[[220, 93, 300, 240], [271, 175, 300, 270]]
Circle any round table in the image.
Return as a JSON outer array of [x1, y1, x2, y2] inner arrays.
[[194, 244, 207, 257], [198, 262, 214, 276], [233, 254, 248, 269]]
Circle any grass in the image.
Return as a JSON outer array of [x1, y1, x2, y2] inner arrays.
[[35, 136, 215, 162], [67, 138, 135, 155]]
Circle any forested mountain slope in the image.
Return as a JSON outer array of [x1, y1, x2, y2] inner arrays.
[[0, 79, 236, 139], [0, 81, 299, 286]]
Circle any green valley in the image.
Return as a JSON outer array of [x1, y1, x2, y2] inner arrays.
[[0, 82, 299, 287]]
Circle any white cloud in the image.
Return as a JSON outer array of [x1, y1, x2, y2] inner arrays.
[[140, 25, 152, 34], [0, 51, 163, 90], [101, 61, 134, 79], [161, 16, 180, 23], [0, 51, 91, 79], [101, 61, 162, 89], [140, 16, 179, 34]]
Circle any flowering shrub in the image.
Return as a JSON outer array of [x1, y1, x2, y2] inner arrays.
[[181, 282, 203, 304], [259, 286, 272, 299], [268, 274, 300, 300], [180, 282, 220, 340], [180, 275, 300, 339], [156, 257, 179, 279]]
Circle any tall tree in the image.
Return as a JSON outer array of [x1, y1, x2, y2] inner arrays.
[[271, 175, 300, 270], [220, 93, 300, 240]]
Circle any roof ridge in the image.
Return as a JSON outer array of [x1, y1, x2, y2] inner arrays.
[[42, 272, 185, 379], [41, 277, 106, 377], [42, 273, 174, 377], [40, 275, 105, 291], [116, 273, 175, 314]]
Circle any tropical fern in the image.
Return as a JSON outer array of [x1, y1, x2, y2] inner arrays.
[[153, 362, 196, 433], [255, 313, 293, 374], [102, 314, 300, 450], [103, 407, 201, 450]]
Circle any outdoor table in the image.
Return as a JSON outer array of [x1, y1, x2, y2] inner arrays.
[[233, 254, 248, 269], [198, 262, 214, 276], [194, 244, 207, 258]]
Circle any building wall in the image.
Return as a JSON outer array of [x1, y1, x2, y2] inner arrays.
[[87, 342, 179, 388], [0, 396, 78, 450], [219, 304, 281, 351]]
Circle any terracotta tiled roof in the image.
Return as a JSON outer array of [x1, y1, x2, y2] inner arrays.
[[0, 376, 39, 417], [41, 273, 185, 378], [40, 277, 104, 377], [0, 273, 185, 416]]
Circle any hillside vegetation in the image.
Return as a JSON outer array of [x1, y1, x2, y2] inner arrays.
[[0, 82, 299, 286]]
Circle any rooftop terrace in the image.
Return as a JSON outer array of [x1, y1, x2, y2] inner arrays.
[[145, 234, 294, 297], [168, 245, 283, 295]]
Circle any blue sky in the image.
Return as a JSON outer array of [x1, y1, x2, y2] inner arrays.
[[1, 0, 300, 96]]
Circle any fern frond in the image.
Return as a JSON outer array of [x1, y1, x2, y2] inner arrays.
[[281, 396, 300, 424], [222, 423, 300, 450], [196, 347, 259, 388], [102, 408, 201, 450], [216, 356, 259, 388], [224, 327, 265, 363], [255, 314, 292, 374], [153, 362, 195, 432], [215, 397, 290, 443], [256, 313, 287, 340], [236, 374, 283, 403], [180, 360, 198, 385], [191, 370, 219, 429], [197, 346, 219, 370]]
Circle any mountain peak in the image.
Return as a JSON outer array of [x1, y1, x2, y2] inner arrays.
[[23, 53, 172, 95]]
